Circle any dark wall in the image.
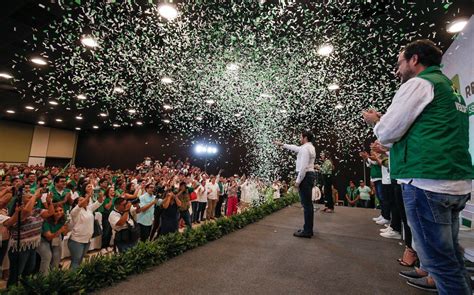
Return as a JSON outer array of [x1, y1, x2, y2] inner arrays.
[[75, 127, 248, 176]]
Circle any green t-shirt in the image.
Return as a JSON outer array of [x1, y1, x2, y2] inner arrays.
[[42, 219, 65, 234], [358, 186, 371, 201], [50, 186, 71, 211], [97, 196, 117, 214], [346, 187, 359, 201]]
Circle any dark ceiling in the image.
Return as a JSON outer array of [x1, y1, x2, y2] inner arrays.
[[0, 0, 472, 134]]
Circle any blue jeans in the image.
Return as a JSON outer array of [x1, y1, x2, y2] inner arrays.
[[300, 171, 316, 234], [402, 184, 471, 295], [68, 239, 90, 270]]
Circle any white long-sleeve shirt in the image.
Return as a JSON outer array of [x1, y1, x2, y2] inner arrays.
[[283, 142, 316, 185], [69, 201, 102, 243], [374, 77, 471, 195]]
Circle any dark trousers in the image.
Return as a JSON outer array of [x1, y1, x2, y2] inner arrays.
[[197, 202, 207, 221], [7, 248, 37, 287], [393, 183, 412, 248], [179, 210, 192, 228], [300, 172, 316, 234], [139, 224, 152, 242], [215, 194, 226, 218], [358, 199, 370, 208], [115, 239, 137, 253], [191, 202, 199, 222], [101, 213, 112, 249], [382, 182, 401, 232], [322, 174, 334, 209]]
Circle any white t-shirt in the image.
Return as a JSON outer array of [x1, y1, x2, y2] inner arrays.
[[196, 185, 207, 202], [358, 186, 372, 200], [206, 182, 219, 200]]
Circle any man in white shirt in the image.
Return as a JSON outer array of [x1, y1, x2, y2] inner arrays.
[[205, 176, 219, 220], [363, 40, 473, 294], [275, 130, 316, 238]]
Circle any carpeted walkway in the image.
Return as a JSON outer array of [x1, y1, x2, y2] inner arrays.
[[98, 205, 428, 295]]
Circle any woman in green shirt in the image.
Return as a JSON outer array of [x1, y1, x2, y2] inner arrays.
[[100, 187, 116, 253], [37, 204, 68, 274]]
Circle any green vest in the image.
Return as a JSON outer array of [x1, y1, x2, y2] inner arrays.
[[370, 164, 382, 179], [390, 66, 473, 180]]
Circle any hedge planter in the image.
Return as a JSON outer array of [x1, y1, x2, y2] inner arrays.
[[5, 192, 299, 295]]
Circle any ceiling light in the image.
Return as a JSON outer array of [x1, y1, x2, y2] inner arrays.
[[280, 109, 287, 113], [75, 115, 83, 120], [0, 73, 13, 79], [226, 63, 239, 71], [136, 121, 143, 126], [113, 123, 120, 128], [163, 104, 172, 110], [99, 113, 108, 117], [38, 121, 45, 125], [30, 57, 47, 65], [80, 36, 99, 48], [196, 116, 203, 121], [205, 99, 215, 105], [158, 4, 178, 21], [161, 77, 173, 84], [55, 118, 63, 122], [25, 105, 35, 110], [48, 100, 58, 105], [162, 119, 170, 124], [128, 109, 137, 114], [113, 87, 125, 94], [234, 113, 242, 117], [317, 44, 333, 56], [6, 110, 15, 114], [447, 19, 468, 33], [75, 127, 81, 130], [260, 93, 273, 98], [93, 125, 99, 129], [328, 84, 340, 90], [335, 103, 344, 109], [77, 94, 87, 100]]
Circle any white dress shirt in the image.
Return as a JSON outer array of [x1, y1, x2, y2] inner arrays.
[[374, 77, 471, 195], [283, 142, 316, 185]]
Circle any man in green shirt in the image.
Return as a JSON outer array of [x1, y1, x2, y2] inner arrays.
[[345, 181, 359, 207], [50, 176, 72, 212], [357, 180, 371, 208]]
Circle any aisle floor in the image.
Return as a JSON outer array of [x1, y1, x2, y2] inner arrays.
[[98, 205, 430, 295]]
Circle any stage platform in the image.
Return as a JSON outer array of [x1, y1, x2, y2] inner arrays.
[[98, 205, 433, 295]]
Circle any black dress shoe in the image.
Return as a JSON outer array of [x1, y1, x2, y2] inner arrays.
[[296, 229, 314, 236], [406, 277, 437, 292], [293, 230, 312, 238], [399, 269, 427, 280]]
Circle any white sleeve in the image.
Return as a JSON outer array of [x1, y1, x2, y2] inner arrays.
[[88, 201, 103, 212], [282, 144, 301, 153], [108, 212, 121, 230], [296, 148, 309, 185], [374, 78, 434, 146]]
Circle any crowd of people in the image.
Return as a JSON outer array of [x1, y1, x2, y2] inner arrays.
[[0, 159, 288, 288]]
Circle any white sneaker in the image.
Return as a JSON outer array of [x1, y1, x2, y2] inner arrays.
[[380, 226, 392, 233], [376, 218, 390, 225], [372, 215, 383, 221], [380, 230, 401, 239]]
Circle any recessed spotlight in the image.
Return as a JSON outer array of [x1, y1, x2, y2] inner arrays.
[[163, 104, 172, 110], [162, 119, 170, 124], [234, 113, 242, 117], [6, 110, 15, 114], [80, 36, 99, 48], [38, 120, 45, 125], [77, 94, 87, 100], [48, 100, 59, 105], [136, 121, 143, 126], [25, 105, 35, 110], [279, 109, 287, 113], [113, 87, 125, 94], [0, 73, 13, 79], [205, 99, 215, 105], [447, 19, 468, 33], [75, 127, 81, 130], [30, 57, 48, 65], [335, 103, 344, 109], [128, 109, 137, 114], [317, 44, 333, 56], [75, 115, 83, 120], [226, 63, 239, 71], [196, 116, 203, 121], [113, 123, 120, 128], [93, 125, 99, 129], [161, 77, 173, 84], [158, 4, 178, 21], [328, 84, 340, 90], [99, 113, 108, 117], [55, 118, 63, 122]]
